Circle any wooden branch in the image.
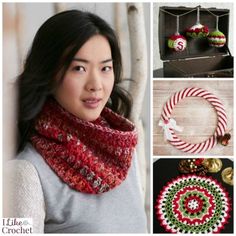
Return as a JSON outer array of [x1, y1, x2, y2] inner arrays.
[[3, 3, 18, 162], [127, 3, 148, 123], [15, 4, 24, 70], [114, 3, 130, 79], [54, 3, 67, 13], [127, 3, 148, 200]]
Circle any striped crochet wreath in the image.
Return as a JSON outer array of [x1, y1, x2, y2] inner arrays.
[[159, 87, 227, 154], [155, 175, 231, 233]]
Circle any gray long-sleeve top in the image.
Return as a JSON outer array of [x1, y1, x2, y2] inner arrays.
[[4, 143, 147, 233]]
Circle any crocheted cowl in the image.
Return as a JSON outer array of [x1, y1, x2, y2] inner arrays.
[[31, 98, 138, 194]]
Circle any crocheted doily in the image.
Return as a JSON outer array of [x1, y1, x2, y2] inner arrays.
[[155, 175, 231, 233]]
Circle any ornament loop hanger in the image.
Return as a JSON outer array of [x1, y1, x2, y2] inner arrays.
[[216, 15, 219, 31], [196, 6, 200, 24], [176, 15, 180, 35]]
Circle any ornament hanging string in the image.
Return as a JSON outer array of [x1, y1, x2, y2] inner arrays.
[[160, 5, 229, 22], [216, 15, 219, 31], [203, 7, 229, 18], [176, 15, 179, 34], [196, 6, 200, 24], [159, 6, 198, 18]]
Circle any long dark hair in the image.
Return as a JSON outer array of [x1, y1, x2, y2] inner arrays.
[[17, 10, 132, 153]]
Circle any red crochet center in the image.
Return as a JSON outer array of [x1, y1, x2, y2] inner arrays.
[[184, 195, 203, 213], [173, 185, 215, 225]]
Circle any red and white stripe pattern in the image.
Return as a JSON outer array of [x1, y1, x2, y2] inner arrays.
[[161, 87, 227, 154]]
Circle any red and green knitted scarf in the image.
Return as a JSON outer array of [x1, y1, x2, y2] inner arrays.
[[31, 98, 138, 194]]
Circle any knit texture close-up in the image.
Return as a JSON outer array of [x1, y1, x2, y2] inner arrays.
[[31, 98, 138, 194]]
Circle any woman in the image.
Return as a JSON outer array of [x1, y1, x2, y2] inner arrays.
[[7, 10, 147, 233]]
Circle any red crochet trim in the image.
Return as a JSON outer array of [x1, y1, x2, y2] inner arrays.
[[31, 98, 138, 194], [187, 26, 209, 34], [169, 34, 186, 41], [208, 35, 226, 39]]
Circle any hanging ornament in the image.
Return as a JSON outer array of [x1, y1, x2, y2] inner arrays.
[[186, 23, 209, 38], [208, 31, 226, 47], [168, 15, 187, 52], [186, 6, 209, 38], [168, 34, 187, 52], [208, 16, 226, 47]]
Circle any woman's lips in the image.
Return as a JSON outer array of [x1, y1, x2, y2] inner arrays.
[[82, 98, 102, 109]]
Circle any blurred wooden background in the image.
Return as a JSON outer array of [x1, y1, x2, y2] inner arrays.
[[153, 80, 233, 156]]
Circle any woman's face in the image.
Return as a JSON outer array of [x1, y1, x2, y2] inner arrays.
[[54, 35, 114, 121]]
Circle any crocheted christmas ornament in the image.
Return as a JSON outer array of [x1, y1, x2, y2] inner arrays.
[[31, 98, 138, 194], [168, 34, 187, 52], [155, 175, 231, 233], [186, 7, 208, 39], [159, 87, 227, 154], [208, 30, 226, 47], [186, 23, 209, 38]]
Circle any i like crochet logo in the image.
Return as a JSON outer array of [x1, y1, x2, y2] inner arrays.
[[1, 218, 33, 234]]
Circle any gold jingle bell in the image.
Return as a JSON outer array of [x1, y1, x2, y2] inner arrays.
[[202, 158, 222, 173], [221, 167, 234, 186]]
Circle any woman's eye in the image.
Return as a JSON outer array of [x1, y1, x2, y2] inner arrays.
[[73, 66, 86, 72], [102, 66, 112, 72]]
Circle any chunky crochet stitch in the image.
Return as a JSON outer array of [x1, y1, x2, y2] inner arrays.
[[155, 175, 231, 233], [31, 98, 138, 194]]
